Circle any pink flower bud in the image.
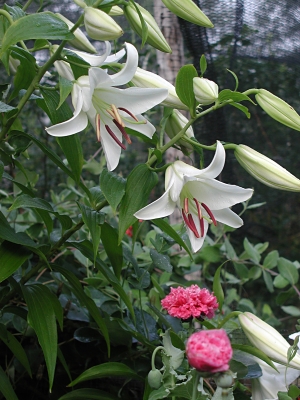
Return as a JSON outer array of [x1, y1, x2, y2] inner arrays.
[[186, 330, 232, 373]]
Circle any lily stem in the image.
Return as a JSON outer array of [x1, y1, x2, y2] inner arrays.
[[192, 371, 201, 400]]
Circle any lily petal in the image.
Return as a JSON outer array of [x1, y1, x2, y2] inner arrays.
[[94, 86, 168, 115], [108, 42, 138, 86], [46, 93, 88, 136], [213, 208, 243, 228], [74, 41, 112, 66], [123, 114, 155, 138], [134, 191, 176, 219], [100, 119, 122, 171], [187, 216, 209, 252], [197, 141, 225, 179], [184, 178, 253, 210]]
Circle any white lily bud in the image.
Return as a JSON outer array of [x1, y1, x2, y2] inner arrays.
[[8, 56, 20, 75], [256, 89, 300, 131], [193, 77, 218, 105], [55, 13, 96, 53], [124, 3, 171, 53], [161, 0, 213, 28], [235, 144, 300, 192], [109, 6, 123, 16], [165, 109, 194, 151], [239, 312, 300, 369], [84, 7, 123, 41], [131, 67, 187, 110]]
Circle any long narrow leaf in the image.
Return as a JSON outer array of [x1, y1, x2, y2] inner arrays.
[[0, 365, 18, 400], [52, 264, 110, 355], [22, 284, 58, 391]]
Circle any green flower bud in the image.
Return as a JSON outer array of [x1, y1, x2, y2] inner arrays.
[[161, 0, 213, 28], [148, 369, 162, 389], [124, 3, 172, 53], [193, 77, 219, 105], [165, 109, 194, 152], [255, 89, 300, 131], [109, 6, 123, 16], [84, 7, 124, 41], [55, 13, 96, 53], [235, 144, 300, 192], [214, 371, 235, 388]]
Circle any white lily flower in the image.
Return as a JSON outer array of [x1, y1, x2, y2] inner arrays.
[[134, 142, 253, 252], [251, 356, 300, 400], [46, 43, 168, 171]]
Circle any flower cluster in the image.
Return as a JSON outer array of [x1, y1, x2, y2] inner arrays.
[[186, 330, 232, 373], [161, 285, 218, 320]]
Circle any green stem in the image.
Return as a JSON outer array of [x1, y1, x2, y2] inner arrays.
[[0, 10, 14, 25], [151, 346, 165, 370], [22, 0, 34, 11], [218, 311, 242, 328], [192, 371, 201, 400]]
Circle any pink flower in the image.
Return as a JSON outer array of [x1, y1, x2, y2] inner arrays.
[[161, 285, 218, 320], [186, 330, 232, 373]]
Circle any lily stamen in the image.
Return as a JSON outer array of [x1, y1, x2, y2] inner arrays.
[[105, 125, 126, 149], [182, 210, 200, 238], [193, 198, 203, 237], [184, 197, 189, 214], [96, 114, 101, 142], [118, 107, 139, 122], [111, 104, 124, 127], [201, 203, 217, 226], [113, 119, 132, 144]]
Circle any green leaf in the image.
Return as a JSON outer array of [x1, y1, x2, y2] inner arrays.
[[0, 241, 30, 283], [68, 362, 143, 387], [0, 365, 18, 400], [9, 46, 36, 99], [59, 389, 119, 400], [199, 54, 207, 77], [263, 270, 274, 293], [118, 164, 158, 242], [0, 160, 3, 181], [278, 392, 293, 400], [243, 238, 261, 264], [0, 101, 17, 113], [150, 249, 172, 272], [226, 69, 239, 91], [229, 102, 250, 118], [281, 305, 300, 317], [22, 284, 58, 391], [64, 50, 90, 80], [231, 344, 278, 371], [66, 240, 135, 323], [218, 89, 255, 104], [100, 168, 126, 210], [263, 250, 279, 269], [101, 223, 123, 279], [58, 76, 73, 109], [0, 323, 31, 376], [78, 204, 102, 263], [288, 385, 300, 399], [213, 262, 226, 310], [131, 0, 148, 47], [1, 12, 74, 54], [273, 274, 289, 289], [4, 4, 25, 20], [278, 257, 299, 285], [52, 264, 110, 355], [9, 194, 54, 212], [151, 218, 193, 258], [175, 65, 198, 117]]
